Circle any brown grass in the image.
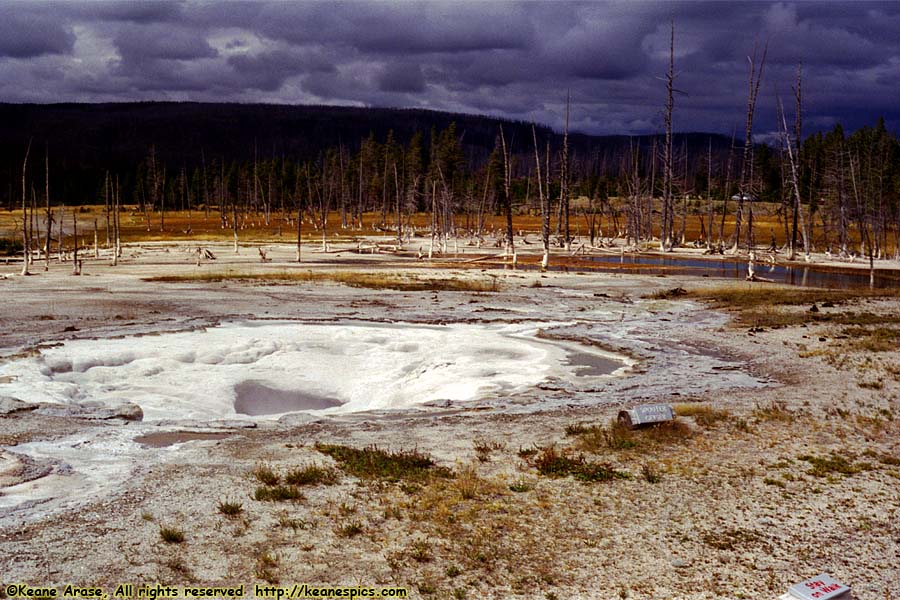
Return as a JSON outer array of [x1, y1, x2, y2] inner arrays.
[[145, 270, 500, 292], [673, 403, 732, 428], [673, 285, 900, 328], [573, 419, 693, 454], [843, 326, 900, 352]]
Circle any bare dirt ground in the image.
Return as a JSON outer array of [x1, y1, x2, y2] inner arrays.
[[0, 238, 898, 600]]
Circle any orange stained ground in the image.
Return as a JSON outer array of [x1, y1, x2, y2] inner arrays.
[[0, 201, 891, 252]]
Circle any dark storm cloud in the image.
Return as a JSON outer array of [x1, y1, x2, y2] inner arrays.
[[62, 0, 186, 24], [378, 62, 426, 94], [228, 48, 336, 91], [0, 6, 75, 58], [252, 2, 535, 54], [113, 24, 218, 61], [1, 1, 899, 135]]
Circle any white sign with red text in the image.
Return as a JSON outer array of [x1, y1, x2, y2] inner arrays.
[[784, 574, 850, 600]]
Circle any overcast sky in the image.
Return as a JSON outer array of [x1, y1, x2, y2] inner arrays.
[[1, 1, 898, 137]]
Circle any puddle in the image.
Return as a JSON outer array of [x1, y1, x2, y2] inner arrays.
[[566, 350, 624, 377], [234, 381, 342, 415]]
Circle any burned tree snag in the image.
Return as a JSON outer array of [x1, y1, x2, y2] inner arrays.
[[20, 139, 32, 276], [532, 123, 550, 270]]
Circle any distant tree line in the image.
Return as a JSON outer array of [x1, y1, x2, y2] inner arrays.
[[2, 102, 899, 260]]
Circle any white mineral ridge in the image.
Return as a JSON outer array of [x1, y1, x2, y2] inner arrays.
[[0, 320, 620, 421]]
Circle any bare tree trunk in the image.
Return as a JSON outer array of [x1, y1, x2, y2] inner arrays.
[[57, 206, 64, 263], [105, 171, 111, 246], [499, 125, 515, 262], [45, 145, 52, 271], [394, 163, 402, 246], [718, 129, 736, 247], [561, 91, 571, 251], [661, 21, 676, 251], [202, 149, 209, 221], [532, 124, 550, 269], [730, 42, 767, 254], [20, 139, 32, 276], [429, 180, 436, 259], [706, 139, 714, 249], [848, 153, 875, 285], [93, 218, 99, 258], [476, 162, 491, 245], [112, 175, 121, 266], [296, 178, 302, 262], [72, 210, 80, 275]]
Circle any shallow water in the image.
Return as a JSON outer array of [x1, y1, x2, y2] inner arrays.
[[540, 254, 900, 289], [233, 380, 342, 415]]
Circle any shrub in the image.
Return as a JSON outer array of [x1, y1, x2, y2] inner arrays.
[[284, 464, 340, 486], [335, 520, 364, 538], [531, 447, 629, 483], [673, 403, 731, 428], [217, 500, 244, 517], [159, 526, 185, 544], [316, 444, 453, 481], [254, 485, 304, 502], [252, 464, 280, 486], [799, 453, 870, 477]]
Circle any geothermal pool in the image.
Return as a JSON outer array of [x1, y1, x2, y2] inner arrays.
[[0, 320, 628, 421]]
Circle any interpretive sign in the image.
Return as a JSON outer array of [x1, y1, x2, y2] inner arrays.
[[617, 403, 674, 428], [784, 574, 851, 600]]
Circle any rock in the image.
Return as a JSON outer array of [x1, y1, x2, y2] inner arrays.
[[154, 418, 257, 429], [671, 558, 690, 569], [35, 401, 144, 421], [277, 413, 323, 427], [809, 304, 819, 312], [0, 396, 37, 415], [90, 402, 144, 421]]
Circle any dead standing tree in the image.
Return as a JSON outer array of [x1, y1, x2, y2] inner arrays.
[[560, 92, 571, 251], [730, 41, 768, 254], [660, 20, 676, 251], [532, 123, 550, 269], [778, 95, 810, 261], [45, 145, 52, 271], [20, 139, 32, 276], [498, 125, 515, 263], [788, 63, 809, 260]]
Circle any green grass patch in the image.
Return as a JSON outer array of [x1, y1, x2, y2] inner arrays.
[[574, 420, 692, 453], [0, 237, 23, 256], [530, 446, 630, 483], [284, 463, 340, 486], [798, 453, 871, 477], [159, 526, 185, 544], [335, 520, 364, 538], [253, 485, 305, 502], [252, 464, 280, 486], [315, 444, 454, 481], [217, 500, 244, 517]]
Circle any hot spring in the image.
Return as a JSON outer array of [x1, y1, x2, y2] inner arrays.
[[0, 320, 629, 421]]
